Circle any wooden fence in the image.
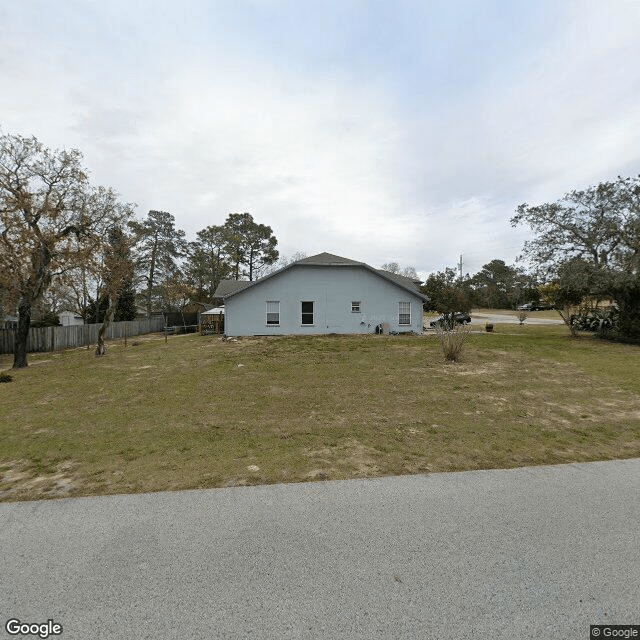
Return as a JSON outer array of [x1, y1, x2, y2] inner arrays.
[[0, 317, 166, 354]]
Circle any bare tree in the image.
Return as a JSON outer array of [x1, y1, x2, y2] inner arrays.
[[0, 133, 134, 367], [95, 227, 135, 356], [380, 261, 400, 274], [381, 262, 419, 279]]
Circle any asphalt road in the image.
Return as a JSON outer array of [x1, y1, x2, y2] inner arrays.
[[470, 311, 565, 326], [1, 459, 638, 639]]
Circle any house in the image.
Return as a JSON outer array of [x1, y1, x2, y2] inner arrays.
[[213, 252, 427, 336], [58, 310, 84, 326], [2, 314, 18, 331]]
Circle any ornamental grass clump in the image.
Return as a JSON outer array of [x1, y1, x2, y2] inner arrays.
[[434, 323, 471, 362]]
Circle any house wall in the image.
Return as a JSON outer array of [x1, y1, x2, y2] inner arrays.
[[224, 265, 424, 336], [58, 311, 84, 327]]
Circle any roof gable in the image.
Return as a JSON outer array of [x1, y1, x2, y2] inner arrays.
[[213, 252, 428, 302], [295, 252, 364, 267]]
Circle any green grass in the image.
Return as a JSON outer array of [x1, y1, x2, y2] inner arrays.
[[1, 323, 639, 502]]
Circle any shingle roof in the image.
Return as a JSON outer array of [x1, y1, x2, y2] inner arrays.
[[295, 252, 364, 267], [376, 269, 422, 289], [213, 279, 252, 297], [214, 252, 428, 302]]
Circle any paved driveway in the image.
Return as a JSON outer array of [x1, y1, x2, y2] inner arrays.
[[1, 459, 638, 639]]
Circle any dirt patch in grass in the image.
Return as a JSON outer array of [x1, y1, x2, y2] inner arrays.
[[304, 439, 381, 480], [1, 329, 639, 501], [0, 459, 78, 500]]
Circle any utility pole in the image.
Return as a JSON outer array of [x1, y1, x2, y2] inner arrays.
[[458, 254, 463, 280]]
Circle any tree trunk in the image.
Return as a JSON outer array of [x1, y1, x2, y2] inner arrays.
[[145, 233, 158, 317], [615, 285, 640, 340], [248, 248, 255, 281], [95, 299, 116, 356], [13, 299, 31, 368]]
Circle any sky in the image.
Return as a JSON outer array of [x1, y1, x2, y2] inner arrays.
[[2, 0, 640, 280]]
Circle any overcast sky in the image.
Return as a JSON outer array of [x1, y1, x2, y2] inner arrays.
[[2, 0, 640, 278]]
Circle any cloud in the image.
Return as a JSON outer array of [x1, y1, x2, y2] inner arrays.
[[66, 60, 415, 258], [413, 0, 640, 204], [2, 0, 640, 278]]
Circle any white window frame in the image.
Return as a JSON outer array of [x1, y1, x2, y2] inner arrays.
[[351, 301, 361, 313], [266, 301, 280, 325], [398, 301, 411, 325], [301, 300, 314, 325]]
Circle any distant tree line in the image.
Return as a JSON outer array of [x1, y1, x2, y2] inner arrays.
[[420, 259, 540, 314], [421, 174, 640, 342]]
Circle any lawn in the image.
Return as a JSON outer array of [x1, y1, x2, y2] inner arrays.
[[1, 322, 639, 502]]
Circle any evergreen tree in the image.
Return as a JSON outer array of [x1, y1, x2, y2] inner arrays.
[[114, 281, 137, 321], [184, 224, 230, 301], [222, 212, 278, 281], [129, 210, 187, 315]]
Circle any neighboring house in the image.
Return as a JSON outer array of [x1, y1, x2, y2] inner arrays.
[[2, 315, 18, 331], [213, 252, 427, 336], [58, 310, 84, 326], [135, 305, 149, 318]]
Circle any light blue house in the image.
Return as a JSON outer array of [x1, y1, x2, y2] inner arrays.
[[214, 253, 427, 336]]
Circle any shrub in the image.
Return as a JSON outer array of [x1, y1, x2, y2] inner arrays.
[[571, 307, 619, 334], [434, 323, 471, 362], [0, 371, 13, 383]]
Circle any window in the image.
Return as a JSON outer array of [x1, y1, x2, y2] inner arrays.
[[301, 301, 314, 325], [351, 301, 361, 313], [266, 301, 280, 325], [399, 301, 411, 325]]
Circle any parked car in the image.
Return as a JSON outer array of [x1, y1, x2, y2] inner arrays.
[[429, 312, 471, 328], [516, 301, 555, 311]]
